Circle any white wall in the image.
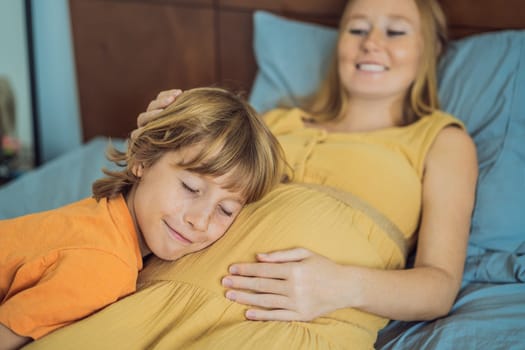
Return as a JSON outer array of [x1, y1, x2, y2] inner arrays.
[[0, 0, 82, 166], [0, 0, 33, 157], [31, 0, 82, 162]]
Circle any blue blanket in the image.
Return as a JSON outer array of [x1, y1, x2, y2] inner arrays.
[[377, 251, 525, 349]]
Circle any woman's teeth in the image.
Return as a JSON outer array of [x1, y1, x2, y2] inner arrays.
[[356, 63, 387, 72]]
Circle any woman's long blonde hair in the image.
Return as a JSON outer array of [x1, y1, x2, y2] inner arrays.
[[93, 87, 285, 203], [303, 0, 448, 125]]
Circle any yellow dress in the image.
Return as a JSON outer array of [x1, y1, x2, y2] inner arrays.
[[28, 108, 463, 350]]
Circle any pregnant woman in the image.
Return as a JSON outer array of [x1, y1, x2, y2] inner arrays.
[[28, 0, 477, 348]]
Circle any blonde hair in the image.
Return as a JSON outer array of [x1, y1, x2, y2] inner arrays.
[[93, 87, 285, 203], [303, 0, 447, 124]]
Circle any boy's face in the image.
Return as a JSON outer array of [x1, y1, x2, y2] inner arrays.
[[127, 145, 246, 261]]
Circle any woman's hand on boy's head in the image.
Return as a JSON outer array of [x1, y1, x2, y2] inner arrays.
[[131, 89, 183, 140], [143, 89, 183, 120]]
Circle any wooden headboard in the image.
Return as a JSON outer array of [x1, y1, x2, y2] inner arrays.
[[69, 0, 525, 141]]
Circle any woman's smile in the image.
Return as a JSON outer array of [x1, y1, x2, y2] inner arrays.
[[355, 62, 389, 72]]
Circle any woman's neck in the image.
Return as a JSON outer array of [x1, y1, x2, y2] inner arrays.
[[334, 97, 405, 133]]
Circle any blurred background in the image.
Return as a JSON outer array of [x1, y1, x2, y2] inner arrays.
[[0, 0, 81, 176]]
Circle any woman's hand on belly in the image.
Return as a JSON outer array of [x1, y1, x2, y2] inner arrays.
[[221, 247, 351, 321]]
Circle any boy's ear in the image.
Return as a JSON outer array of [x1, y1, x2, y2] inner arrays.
[[131, 163, 144, 178]]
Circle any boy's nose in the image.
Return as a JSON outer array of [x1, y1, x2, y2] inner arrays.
[[184, 204, 212, 233]]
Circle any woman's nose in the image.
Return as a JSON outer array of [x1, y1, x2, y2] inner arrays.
[[361, 28, 384, 52]]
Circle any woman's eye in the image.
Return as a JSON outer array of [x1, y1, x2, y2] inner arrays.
[[182, 182, 198, 194], [349, 28, 368, 36], [387, 30, 406, 37]]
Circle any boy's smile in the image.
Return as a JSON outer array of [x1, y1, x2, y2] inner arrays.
[[163, 219, 193, 244]]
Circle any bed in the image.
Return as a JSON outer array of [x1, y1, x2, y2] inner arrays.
[[1, 0, 524, 348]]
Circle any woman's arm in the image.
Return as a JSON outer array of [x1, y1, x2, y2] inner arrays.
[[222, 126, 478, 321]]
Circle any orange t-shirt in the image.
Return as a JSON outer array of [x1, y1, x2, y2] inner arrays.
[[0, 195, 143, 339]]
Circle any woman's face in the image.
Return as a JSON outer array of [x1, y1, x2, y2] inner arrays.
[[338, 0, 423, 101]]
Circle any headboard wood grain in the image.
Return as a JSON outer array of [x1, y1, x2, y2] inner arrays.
[[69, 0, 525, 141]]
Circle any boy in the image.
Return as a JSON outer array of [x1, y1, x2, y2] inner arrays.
[[0, 87, 285, 349]]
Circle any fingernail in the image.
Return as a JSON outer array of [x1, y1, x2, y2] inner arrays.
[[229, 265, 238, 274], [226, 291, 236, 301], [222, 277, 232, 287], [165, 96, 174, 102], [246, 310, 256, 319]]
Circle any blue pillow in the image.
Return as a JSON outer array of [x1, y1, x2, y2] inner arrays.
[[0, 137, 124, 219], [438, 32, 525, 253], [249, 11, 337, 113], [249, 10, 525, 254]]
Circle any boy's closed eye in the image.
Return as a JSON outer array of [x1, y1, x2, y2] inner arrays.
[[180, 179, 241, 217], [219, 206, 233, 217], [181, 181, 199, 194]]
